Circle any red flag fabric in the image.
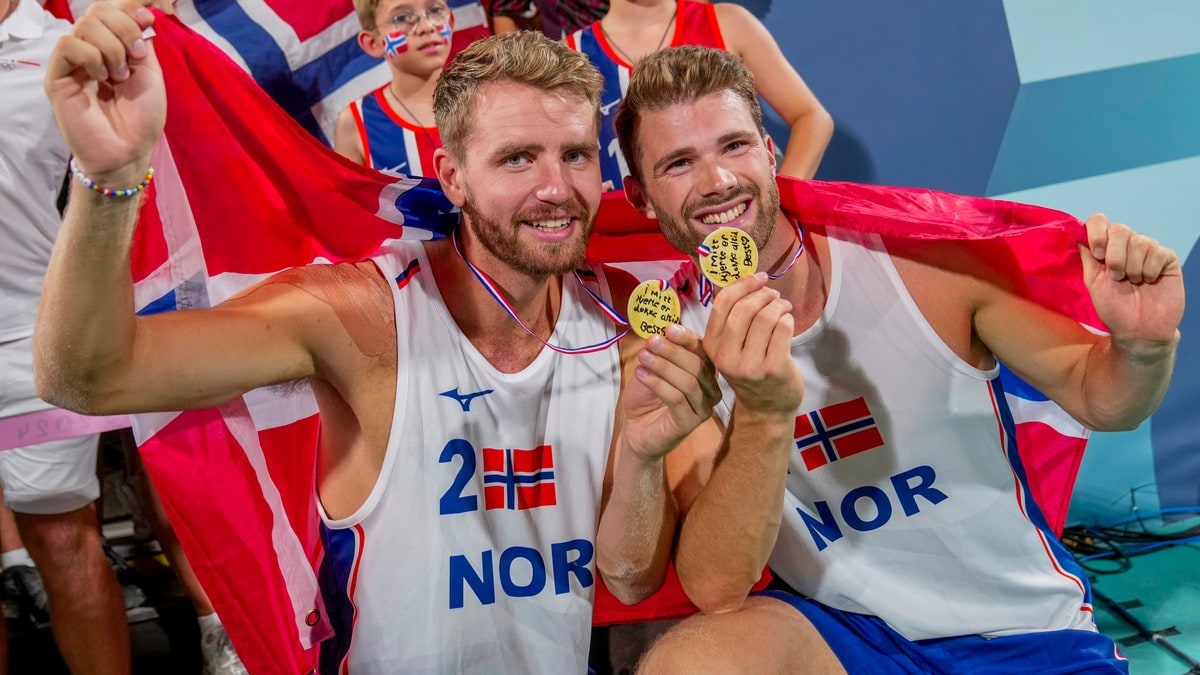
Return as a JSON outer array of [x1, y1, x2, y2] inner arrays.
[[133, 14, 1101, 671]]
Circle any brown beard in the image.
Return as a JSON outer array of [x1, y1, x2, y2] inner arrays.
[[460, 188, 595, 277], [652, 178, 781, 258]]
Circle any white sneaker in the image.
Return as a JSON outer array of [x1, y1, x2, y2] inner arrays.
[[201, 623, 250, 675]]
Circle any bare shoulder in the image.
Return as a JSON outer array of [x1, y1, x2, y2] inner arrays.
[[882, 236, 1024, 365], [885, 236, 1022, 309], [231, 261, 396, 362], [712, 2, 757, 27]]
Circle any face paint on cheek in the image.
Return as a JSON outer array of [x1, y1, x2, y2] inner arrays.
[[438, 23, 452, 44], [383, 30, 409, 58]]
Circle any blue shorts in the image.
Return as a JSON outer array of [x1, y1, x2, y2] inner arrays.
[[757, 590, 1128, 674]]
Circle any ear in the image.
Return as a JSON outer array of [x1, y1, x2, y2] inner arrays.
[[434, 148, 467, 207], [764, 134, 778, 174], [622, 175, 657, 219], [358, 29, 386, 59]]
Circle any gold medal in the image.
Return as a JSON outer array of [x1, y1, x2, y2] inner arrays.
[[627, 279, 681, 339], [697, 227, 759, 287]]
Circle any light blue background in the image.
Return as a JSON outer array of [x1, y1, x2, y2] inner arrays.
[[751, 0, 1200, 524]]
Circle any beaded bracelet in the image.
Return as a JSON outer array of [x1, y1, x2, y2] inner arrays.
[[69, 157, 154, 198]]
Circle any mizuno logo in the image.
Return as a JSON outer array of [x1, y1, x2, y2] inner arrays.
[[440, 387, 494, 412]]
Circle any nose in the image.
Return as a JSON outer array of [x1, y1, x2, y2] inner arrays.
[[697, 158, 738, 197], [534, 162, 570, 204]]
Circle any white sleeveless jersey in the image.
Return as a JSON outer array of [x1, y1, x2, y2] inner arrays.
[[679, 228, 1094, 641], [318, 241, 620, 674]]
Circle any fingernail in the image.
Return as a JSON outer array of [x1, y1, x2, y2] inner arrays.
[[113, 63, 130, 81], [639, 350, 656, 365], [1109, 269, 1125, 282], [665, 324, 684, 339], [97, 65, 109, 81], [130, 39, 147, 59], [136, 7, 154, 23], [1092, 247, 1105, 258], [635, 366, 649, 381], [646, 335, 663, 352]]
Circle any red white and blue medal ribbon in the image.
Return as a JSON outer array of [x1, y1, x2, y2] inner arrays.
[[452, 229, 629, 354]]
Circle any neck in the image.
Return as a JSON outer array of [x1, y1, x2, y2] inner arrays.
[[387, 69, 439, 125], [390, 67, 440, 98], [425, 234, 562, 368], [3, 0, 18, 23], [763, 215, 827, 335], [598, 1, 679, 64]]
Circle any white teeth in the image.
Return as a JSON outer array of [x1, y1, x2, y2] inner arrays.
[[700, 202, 747, 225], [528, 218, 571, 230]]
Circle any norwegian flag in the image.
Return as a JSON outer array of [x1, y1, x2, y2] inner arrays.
[[382, 29, 408, 57], [166, 0, 489, 144], [483, 445, 558, 510], [794, 397, 886, 472]]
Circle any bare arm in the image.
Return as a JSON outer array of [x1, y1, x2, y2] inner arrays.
[[596, 270, 719, 605], [33, 3, 343, 415], [672, 273, 802, 613], [717, 3, 833, 179], [333, 105, 367, 165], [972, 214, 1183, 431]]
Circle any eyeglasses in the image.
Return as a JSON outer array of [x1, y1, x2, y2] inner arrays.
[[375, 4, 450, 32]]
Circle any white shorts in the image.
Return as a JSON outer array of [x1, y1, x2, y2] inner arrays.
[[0, 433, 100, 515], [0, 335, 101, 514]]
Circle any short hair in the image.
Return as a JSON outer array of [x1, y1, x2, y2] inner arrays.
[[433, 31, 604, 160], [615, 46, 765, 183], [352, 0, 382, 31]]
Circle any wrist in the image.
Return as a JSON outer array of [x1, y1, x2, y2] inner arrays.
[[621, 436, 670, 469], [1112, 330, 1180, 365], [70, 157, 154, 195]]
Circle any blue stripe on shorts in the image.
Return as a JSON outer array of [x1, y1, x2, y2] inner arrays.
[[756, 589, 1128, 674]]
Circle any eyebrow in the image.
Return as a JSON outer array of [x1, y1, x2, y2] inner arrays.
[[489, 140, 600, 162], [652, 130, 757, 177]]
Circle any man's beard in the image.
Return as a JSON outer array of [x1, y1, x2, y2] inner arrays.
[[460, 189, 595, 277], [653, 178, 781, 259]]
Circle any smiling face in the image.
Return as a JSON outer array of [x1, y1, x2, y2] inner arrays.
[[439, 80, 602, 278], [362, 0, 451, 77], [627, 90, 783, 260]]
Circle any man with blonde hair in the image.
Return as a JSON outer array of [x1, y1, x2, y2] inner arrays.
[[607, 45, 1180, 673], [38, 7, 716, 672]]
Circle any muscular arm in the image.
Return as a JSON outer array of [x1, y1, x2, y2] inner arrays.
[[672, 274, 802, 613], [34, 187, 326, 414], [717, 3, 833, 179], [596, 269, 719, 605], [971, 216, 1182, 431], [34, 4, 382, 416]]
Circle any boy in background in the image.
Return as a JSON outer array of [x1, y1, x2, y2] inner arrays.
[[335, 0, 452, 177]]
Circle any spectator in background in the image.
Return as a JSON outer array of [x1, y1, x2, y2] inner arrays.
[[2, 1, 246, 673], [335, 0, 453, 177], [1, 0, 134, 670], [566, 0, 832, 187], [490, 0, 606, 39]]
